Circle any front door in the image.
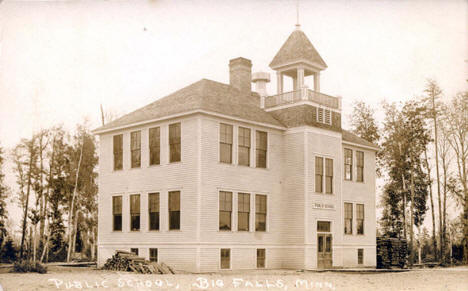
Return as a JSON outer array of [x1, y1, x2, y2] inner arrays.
[[317, 233, 332, 269]]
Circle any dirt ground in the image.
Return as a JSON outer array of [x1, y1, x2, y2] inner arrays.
[[0, 265, 467, 291]]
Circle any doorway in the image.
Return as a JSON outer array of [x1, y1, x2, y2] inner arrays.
[[317, 221, 332, 269]]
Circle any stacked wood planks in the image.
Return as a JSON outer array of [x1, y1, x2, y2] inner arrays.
[[377, 237, 408, 269], [102, 250, 176, 274]]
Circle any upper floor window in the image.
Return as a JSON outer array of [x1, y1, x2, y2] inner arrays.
[[219, 124, 233, 164], [169, 191, 180, 230], [238, 193, 250, 231], [113, 134, 123, 170], [315, 157, 323, 193], [130, 131, 141, 168], [356, 151, 364, 182], [112, 196, 122, 231], [344, 202, 353, 235], [149, 127, 160, 166], [256, 131, 267, 168], [219, 191, 232, 231], [325, 158, 333, 194], [130, 194, 140, 231], [255, 194, 267, 231], [169, 123, 181, 163], [238, 127, 251, 166], [148, 193, 160, 231], [344, 149, 353, 180], [357, 204, 364, 235]]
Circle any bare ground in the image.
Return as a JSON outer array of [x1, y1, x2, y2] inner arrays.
[[0, 265, 467, 291]]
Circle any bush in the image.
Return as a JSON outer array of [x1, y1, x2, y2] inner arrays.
[[0, 238, 17, 263], [11, 260, 47, 274]]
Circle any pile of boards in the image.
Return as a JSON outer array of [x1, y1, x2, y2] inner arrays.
[[377, 237, 408, 269], [102, 250, 176, 274]]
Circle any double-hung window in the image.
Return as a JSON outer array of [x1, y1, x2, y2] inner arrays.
[[238, 127, 251, 166], [257, 249, 266, 268], [219, 191, 232, 231], [255, 194, 267, 231], [150, 248, 158, 262], [149, 127, 160, 166], [344, 149, 353, 180], [356, 151, 364, 182], [219, 124, 233, 164], [344, 202, 353, 235], [220, 249, 230, 269], [148, 193, 160, 231], [169, 123, 181, 163], [238, 193, 250, 231], [130, 194, 140, 231], [357, 204, 364, 235], [169, 191, 180, 230], [113, 134, 123, 170], [315, 157, 324, 193], [256, 131, 267, 168], [130, 131, 141, 168], [112, 196, 122, 231], [325, 158, 333, 194]]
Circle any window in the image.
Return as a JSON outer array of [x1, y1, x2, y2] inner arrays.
[[130, 194, 140, 231], [169, 191, 180, 230], [317, 108, 324, 123], [358, 249, 364, 265], [113, 134, 123, 170], [150, 248, 158, 262], [148, 193, 160, 231], [130, 131, 141, 168], [112, 196, 122, 231], [220, 249, 230, 269], [325, 109, 331, 125], [315, 157, 323, 193], [219, 191, 232, 231], [344, 149, 353, 180], [357, 151, 364, 182], [257, 249, 265, 268], [220, 124, 233, 164], [238, 127, 251, 166], [357, 204, 364, 235], [325, 158, 333, 194], [149, 127, 160, 166], [317, 221, 331, 232], [131, 248, 139, 256], [255, 194, 267, 231], [256, 131, 267, 168], [238, 193, 250, 231], [169, 123, 181, 163], [344, 202, 353, 234]]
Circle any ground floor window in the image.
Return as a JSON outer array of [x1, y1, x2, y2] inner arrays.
[[220, 249, 230, 269], [358, 248, 363, 265], [131, 248, 139, 256], [257, 249, 265, 268], [150, 248, 158, 262]]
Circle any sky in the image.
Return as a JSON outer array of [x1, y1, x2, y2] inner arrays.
[[0, 0, 467, 232]]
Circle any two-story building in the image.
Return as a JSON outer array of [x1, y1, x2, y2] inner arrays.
[[93, 25, 378, 272]]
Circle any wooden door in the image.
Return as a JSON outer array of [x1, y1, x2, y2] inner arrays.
[[317, 233, 332, 268]]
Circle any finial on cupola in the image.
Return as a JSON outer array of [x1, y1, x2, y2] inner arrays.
[[295, 0, 301, 30]]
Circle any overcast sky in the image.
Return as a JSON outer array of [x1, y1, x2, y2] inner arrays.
[[0, 0, 467, 231]]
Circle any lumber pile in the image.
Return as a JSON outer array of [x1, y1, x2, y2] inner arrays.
[[102, 250, 176, 274], [377, 237, 408, 269]]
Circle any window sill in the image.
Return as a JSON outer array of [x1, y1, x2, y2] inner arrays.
[[130, 230, 141, 232], [147, 164, 162, 168], [168, 229, 182, 232]]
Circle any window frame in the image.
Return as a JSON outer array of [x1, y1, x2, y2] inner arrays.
[[255, 130, 267, 168], [113, 134, 123, 171], [149, 127, 161, 166], [130, 194, 140, 231], [130, 248, 139, 256], [356, 151, 364, 182], [220, 248, 231, 270], [256, 248, 266, 269], [358, 248, 364, 265], [344, 148, 353, 181], [219, 191, 232, 231], [315, 156, 324, 193], [255, 194, 267, 232], [149, 248, 158, 262], [344, 202, 353, 235], [356, 203, 364, 235], [219, 123, 233, 164], [325, 158, 333, 194], [168, 191, 181, 230], [237, 193, 250, 232], [169, 123, 181, 163], [238, 127, 251, 167], [130, 131, 141, 168], [112, 195, 122, 232], [148, 192, 160, 231]]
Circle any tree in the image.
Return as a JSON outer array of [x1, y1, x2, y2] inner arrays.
[[350, 101, 380, 144], [0, 145, 9, 249]]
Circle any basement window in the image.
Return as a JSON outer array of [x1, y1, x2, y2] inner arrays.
[[358, 249, 363, 265], [220, 249, 230, 269]]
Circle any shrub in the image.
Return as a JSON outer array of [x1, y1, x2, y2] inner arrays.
[[11, 260, 47, 274]]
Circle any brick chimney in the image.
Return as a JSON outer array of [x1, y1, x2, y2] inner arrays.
[[229, 57, 252, 94]]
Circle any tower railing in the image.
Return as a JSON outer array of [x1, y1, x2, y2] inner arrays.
[[264, 89, 340, 109]]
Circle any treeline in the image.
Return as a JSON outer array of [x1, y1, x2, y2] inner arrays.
[[351, 80, 467, 265], [0, 123, 98, 263]]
